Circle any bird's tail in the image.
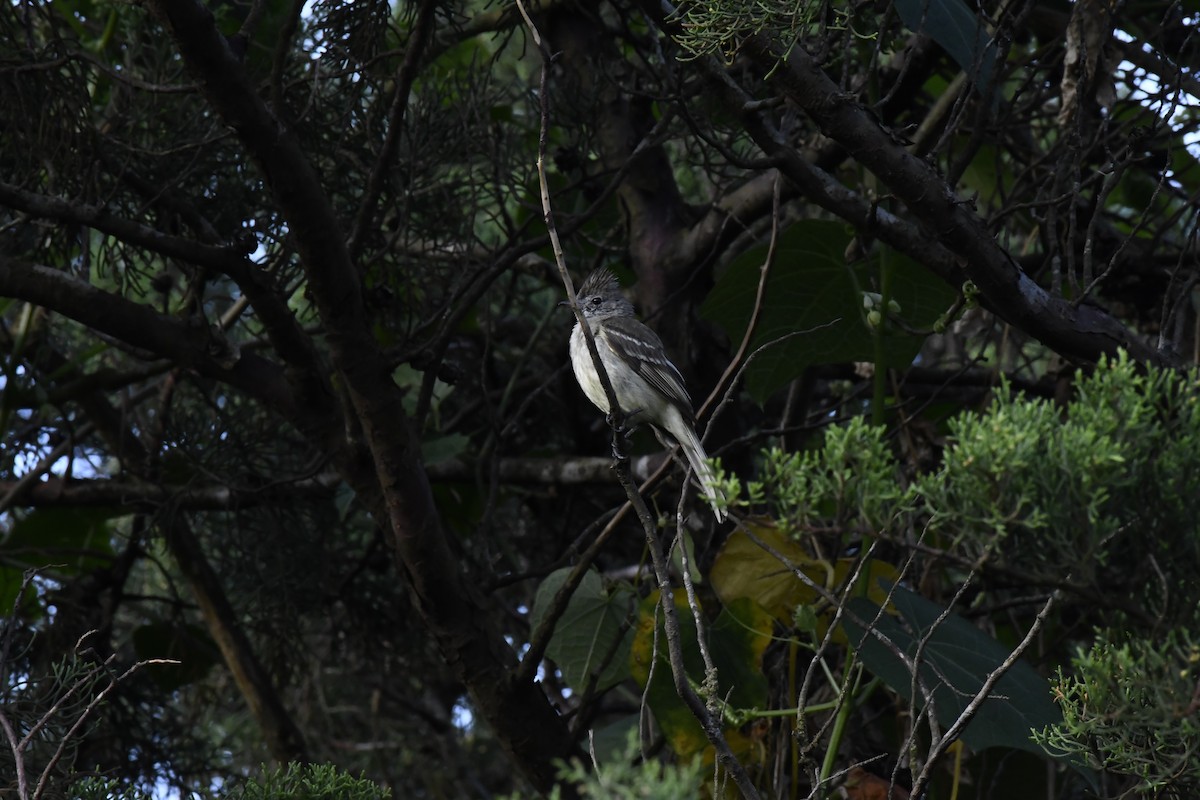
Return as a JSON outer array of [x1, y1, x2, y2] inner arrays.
[[671, 419, 727, 523]]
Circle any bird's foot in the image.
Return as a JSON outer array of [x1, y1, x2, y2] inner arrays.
[[606, 413, 635, 461]]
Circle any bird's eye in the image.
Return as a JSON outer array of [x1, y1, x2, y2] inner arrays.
[[590, 296, 602, 305]]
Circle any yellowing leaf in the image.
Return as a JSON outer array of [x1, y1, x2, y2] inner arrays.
[[711, 522, 899, 643], [710, 522, 829, 620], [629, 590, 774, 761], [629, 589, 708, 758]]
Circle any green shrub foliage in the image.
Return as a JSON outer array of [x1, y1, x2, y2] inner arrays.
[[531, 355, 1200, 798]]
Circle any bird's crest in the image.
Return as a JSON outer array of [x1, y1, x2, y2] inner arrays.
[[578, 268, 621, 298]]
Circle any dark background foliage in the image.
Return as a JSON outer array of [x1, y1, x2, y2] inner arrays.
[[1, 0, 1198, 797]]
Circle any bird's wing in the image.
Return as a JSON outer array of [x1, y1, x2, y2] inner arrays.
[[602, 316, 694, 418]]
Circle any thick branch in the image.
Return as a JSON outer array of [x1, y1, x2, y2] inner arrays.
[[0, 177, 322, 377], [706, 68, 966, 282], [0, 474, 340, 511], [677, 170, 782, 269], [741, 36, 1174, 368], [0, 256, 297, 415], [164, 517, 309, 763], [145, 0, 579, 789], [0, 180, 244, 274]]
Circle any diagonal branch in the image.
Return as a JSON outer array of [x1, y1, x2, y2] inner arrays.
[[909, 589, 1063, 798], [144, 0, 580, 790], [0, 256, 297, 415], [165, 516, 310, 763], [736, 34, 1173, 368], [639, 0, 1173, 368], [0, 180, 243, 274], [0, 179, 320, 376]]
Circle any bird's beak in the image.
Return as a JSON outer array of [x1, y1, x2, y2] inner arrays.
[[558, 299, 572, 308]]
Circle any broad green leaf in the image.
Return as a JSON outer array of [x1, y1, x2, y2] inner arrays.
[[421, 433, 469, 465], [669, 529, 702, 586], [132, 621, 221, 691], [2, 507, 120, 574], [0, 566, 44, 623], [710, 524, 826, 621], [894, 0, 997, 100], [530, 567, 634, 693], [709, 598, 772, 711], [702, 221, 953, 403], [960, 144, 1007, 210], [842, 583, 1061, 754], [431, 482, 484, 534]]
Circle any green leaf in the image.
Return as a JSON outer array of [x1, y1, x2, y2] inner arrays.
[[2, 507, 120, 574], [960, 144, 1008, 209], [0, 567, 43, 624], [709, 598, 772, 710], [893, 0, 997, 100], [710, 524, 827, 621], [842, 583, 1061, 755], [530, 567, 634, 693], [431, 482, 484, 534], [421, 433, 469, 465], [709, 524, 899, 643], [132, 621, 221, 691], [702, 221, 953, 403], [669, 529, 702, 586]]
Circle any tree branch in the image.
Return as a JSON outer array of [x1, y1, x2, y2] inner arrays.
[[144, 0, 580, 789], [739, 34, 1174, 368], [0, 256, 297, 415], [164, 517, 310, 763], [0, 474, 340, 511], [0, 179, 243, 274], [346, 0, 440, 262]]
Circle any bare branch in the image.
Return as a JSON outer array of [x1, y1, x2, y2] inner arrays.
[[0, 256, 297, 415], [739, 34, 1173, 368], [0, 473, 340, 511], [909, 589, 1063, 798]]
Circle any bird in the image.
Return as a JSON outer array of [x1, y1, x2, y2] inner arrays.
[[565, 268, 726, 522]]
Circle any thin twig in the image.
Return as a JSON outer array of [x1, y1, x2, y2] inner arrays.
[[33, 657, 180, 800], [347, 0, 440, 263], [0, 571, 41, 799], [698, 171, 782, 424], [511, 0, 646, 694], [909, 588, 1062, 798], [515, 3, 761, 797], [674, 492, 718, 713]]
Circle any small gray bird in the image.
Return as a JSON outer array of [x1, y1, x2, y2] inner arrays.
[[566, 268, 726, 522]]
